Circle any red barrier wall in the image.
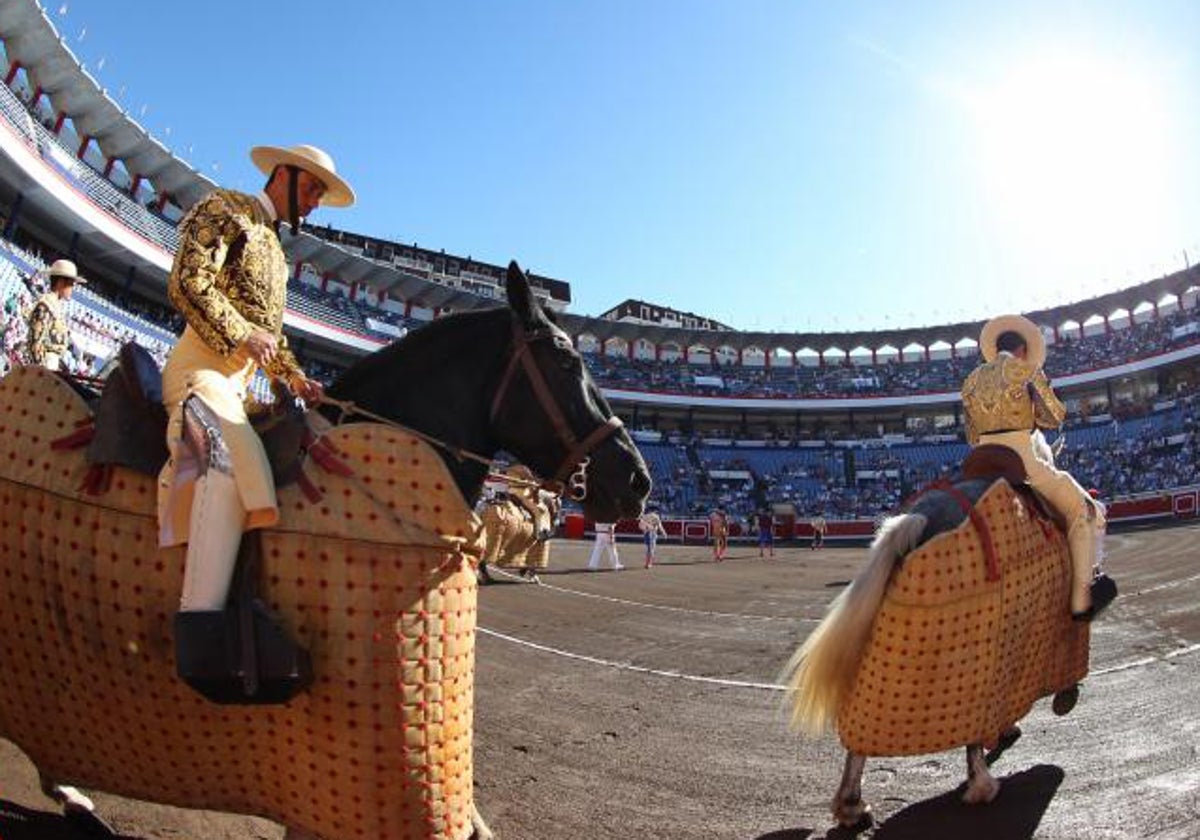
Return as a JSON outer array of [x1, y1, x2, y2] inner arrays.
[[571, 486, 1198, 541]]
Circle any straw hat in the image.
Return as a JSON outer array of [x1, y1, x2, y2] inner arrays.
[[249, 144, 355, 207], [505, 464, 535, 481], [979, 314, 1045, 369], [47, 259, 86, 285]]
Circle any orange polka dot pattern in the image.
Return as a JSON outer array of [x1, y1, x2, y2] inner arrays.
[[0, 366, 483, 840], [839, 479, 1090, 757]]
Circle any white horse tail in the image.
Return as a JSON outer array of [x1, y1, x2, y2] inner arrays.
[[781, 512, 928, 735]]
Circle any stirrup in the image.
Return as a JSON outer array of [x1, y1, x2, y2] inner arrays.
[[174, 534, 313, 705], [1071, 573, 1118, 622]]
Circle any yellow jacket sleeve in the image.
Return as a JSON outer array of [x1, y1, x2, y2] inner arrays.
[[168, 192, 255, 356], [964, 403, 980, 445], [263, 334, 302, 384], [1029, 368, 1067, 430], [26, 300, 50, 364]]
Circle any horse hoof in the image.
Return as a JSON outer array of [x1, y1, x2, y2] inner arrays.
[[962, 776, 1001, 805], [1052, 685, 1080, 716], [833, 798, 871, 828]]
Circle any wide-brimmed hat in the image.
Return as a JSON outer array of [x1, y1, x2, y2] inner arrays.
[[505, 464, 535, 481], [249, 144, 355, 208], [980, 314, 1045, 368], [47, 259, 86, 285]]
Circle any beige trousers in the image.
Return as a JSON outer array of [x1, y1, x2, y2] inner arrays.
[[977, 430, 1104, 613], [157, 328, 278, 610]]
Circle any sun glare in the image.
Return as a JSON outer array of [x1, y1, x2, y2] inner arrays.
[[975, 50, 1176, 298]]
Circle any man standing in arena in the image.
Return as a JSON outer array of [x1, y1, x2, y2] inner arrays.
[[756, 508, 775, 558], [26, 258, 84, 371], [709, 506, 729, 561], [810, 512, 827, 550], [587, 521, 623, 571], [158, 144, 354, 669], [961, 314, 1105, 620], [639, 505, 667, 568]]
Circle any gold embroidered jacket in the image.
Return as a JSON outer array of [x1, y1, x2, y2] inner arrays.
[[167, 188, 302, 383], [26, 292, 69, 365], [961, 352, 1067, 445]]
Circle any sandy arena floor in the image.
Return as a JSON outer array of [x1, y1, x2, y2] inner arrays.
[[1, 524, 1198, 839]]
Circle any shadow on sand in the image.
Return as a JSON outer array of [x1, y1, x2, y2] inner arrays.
[[0, 799, 130, 839], [758, 764, 1064, 840]]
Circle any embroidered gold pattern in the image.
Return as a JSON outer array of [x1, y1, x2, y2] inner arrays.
[[26, 293, 68, 364], [168, 188, 301, 383], [961, 353, 1067, 445]]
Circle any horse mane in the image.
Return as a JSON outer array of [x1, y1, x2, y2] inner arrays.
[[327, 306, 510, 402]]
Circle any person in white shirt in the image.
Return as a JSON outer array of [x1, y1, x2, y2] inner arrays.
[[638, 507, 668, 568], [587, 522, 622, 571]]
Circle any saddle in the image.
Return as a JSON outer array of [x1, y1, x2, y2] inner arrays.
[[960, 445, 1057, 525], [961, 445, 1026, 485], [82, 343, 310, 487]]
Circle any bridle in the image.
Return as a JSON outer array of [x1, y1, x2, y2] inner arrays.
[[489, 316, 624, 501]]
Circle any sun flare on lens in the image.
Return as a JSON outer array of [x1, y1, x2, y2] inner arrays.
[[975, 51, 1176, 297]]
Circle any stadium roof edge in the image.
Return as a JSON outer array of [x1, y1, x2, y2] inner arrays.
[[0, 0, 218, 208], [554, 266, 1200, 353]]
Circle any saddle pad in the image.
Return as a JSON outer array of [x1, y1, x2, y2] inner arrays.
[[0, 366, 483, 840], [838, 479, 1090, 756]]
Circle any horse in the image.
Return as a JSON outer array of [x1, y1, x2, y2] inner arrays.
[[477, 467, 559, 584], [0, 261, 651, 840], [782, 450, 1092, 828]]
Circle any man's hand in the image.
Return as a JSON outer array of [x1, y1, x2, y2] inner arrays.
[[289, 374, 325, 405], [240, 330, 278, 367]]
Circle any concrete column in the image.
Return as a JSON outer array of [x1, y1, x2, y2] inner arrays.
[[2, 192, 23, 238]]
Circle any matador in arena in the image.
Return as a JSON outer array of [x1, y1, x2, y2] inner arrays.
[[961, 314, 1105, 619]]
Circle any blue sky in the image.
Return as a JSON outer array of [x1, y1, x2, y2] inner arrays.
[[53, 1, 1200, 331]]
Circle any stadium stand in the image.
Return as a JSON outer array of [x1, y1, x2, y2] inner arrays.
[[0, 11, 1198, 526]]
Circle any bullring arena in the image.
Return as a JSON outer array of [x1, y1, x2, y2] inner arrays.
[[1, 529, 1198, 839], [0, 1, 1198, 839]]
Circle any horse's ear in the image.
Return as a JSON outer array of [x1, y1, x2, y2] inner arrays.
[[505, 260, 540, 327]]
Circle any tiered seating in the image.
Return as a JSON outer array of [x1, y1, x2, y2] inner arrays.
[[0, 81, 179, 251]]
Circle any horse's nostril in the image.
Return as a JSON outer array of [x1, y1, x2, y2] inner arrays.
[[630, 469, 651, 498]]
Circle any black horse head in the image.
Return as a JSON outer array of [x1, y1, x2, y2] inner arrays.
[[324, 261, 651, 522]]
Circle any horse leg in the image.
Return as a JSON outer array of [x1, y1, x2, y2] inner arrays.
[[471, 803, 495, 840], [832, 751, 870, 827], [962, 743, 1001, 804]]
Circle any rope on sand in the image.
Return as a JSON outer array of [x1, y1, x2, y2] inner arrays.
[[488, 566, 818, 623], [477, 627, 787, 691], [477, 627, 1200, 692]]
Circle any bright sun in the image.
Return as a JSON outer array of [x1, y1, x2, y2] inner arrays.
[[974, 50, 1177, 297]]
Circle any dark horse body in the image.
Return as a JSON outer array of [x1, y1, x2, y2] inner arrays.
[[324, 264, 649, 523]]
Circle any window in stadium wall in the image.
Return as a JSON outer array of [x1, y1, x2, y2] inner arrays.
[[906, 413, 958, 434]]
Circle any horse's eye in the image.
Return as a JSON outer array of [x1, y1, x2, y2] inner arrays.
[[560, 354, 579, 371]]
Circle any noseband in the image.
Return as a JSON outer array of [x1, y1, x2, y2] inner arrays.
[[488, 318, 623, 501]]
